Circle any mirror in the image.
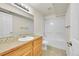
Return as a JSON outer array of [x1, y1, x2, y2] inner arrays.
[[0, 11, 34, 38], [0, 11, 13, 37]]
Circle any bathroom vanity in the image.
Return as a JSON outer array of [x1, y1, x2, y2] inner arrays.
[[0, 36, 43, 56]]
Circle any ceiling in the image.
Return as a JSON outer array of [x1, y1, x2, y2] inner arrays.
[[26, 3, 69, 16]]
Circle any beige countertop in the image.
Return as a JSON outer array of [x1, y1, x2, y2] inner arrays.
[[0, 41, 27, 53], [0, 35, 41, 55]]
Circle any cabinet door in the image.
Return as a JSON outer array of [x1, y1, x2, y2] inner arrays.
[[33, 45, 42, 56], [33, 37, 43, 56]]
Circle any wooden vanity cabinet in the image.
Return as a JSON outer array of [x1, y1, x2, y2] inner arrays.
[[1, 36, 42, 56], [33, 37, 42, 56]]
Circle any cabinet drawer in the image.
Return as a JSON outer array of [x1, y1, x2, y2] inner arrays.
[[20, 41, 33, 50], [4, 49, 23, 56]]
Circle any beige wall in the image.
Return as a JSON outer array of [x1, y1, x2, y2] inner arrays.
[[26, 4, 45, 36]]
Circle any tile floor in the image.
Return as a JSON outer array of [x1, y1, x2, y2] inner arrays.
[[42, 45, 67, 56]]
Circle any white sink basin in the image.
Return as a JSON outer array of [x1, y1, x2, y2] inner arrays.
[[18, 36, 34, 41]]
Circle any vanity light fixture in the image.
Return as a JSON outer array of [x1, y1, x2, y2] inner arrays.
[[11, 3, 30, 13], [14, 3, 29, 12]]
